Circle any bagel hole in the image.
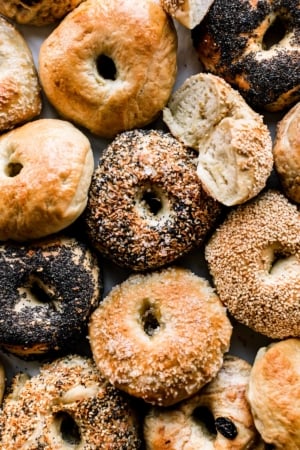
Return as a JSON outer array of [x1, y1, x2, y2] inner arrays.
[[16, 274, 60, 312], [54, 412, 81, 445], [263, 16, 286, 50], [141, 189, 163, 216], [140, 300, 160, 336], [268, 249, 298, 275], [192, 406, 217, 437], [5, 162, 23, 177], [96, 54, 117, 80]]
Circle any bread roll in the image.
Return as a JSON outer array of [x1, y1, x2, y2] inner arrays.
[[160, 0, 215, 29]]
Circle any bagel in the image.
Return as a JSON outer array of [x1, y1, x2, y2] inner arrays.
[[0, 355, 142, 448], [273, 101, 300, 204], [84, 129, 221, 271], [0, 0, 83, 26], [0, 15, 41, 133], [163, 73, 273, 206], [144, 355, 265, 449], [192, 0, 300, 112], [39, 0, 177, 138], [0, 235, 102, 358], [0, 118, 94, 241], [160, 0, 215, 29], [88, 267, 232, 407], [205, 190, 300, 339], [247, 339, 300, 449]]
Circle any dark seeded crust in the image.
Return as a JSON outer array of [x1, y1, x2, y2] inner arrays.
[[85, 129, 221, 271], [192, 0, 300, 111], [0, 235, 102, 358], [0, 355, 142, 449], [205, 190, 300, 339]]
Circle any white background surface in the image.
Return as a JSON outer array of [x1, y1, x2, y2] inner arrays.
[[0, 19, 282, 382]]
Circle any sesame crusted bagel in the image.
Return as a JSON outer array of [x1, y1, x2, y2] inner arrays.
[[88, 267, 232, 407], [163, 73, 273, 206], [247, 339, 300, 449], [39, 0, 177, 138], [0, 119, 94, 242], [84, 129, 221, 271], [192, 0, 300, 112], [0, 355, 142, 448], [205, 190, 300, 339], [144, 355, 265, 449], [0, 0, 83, 26], [0, 235, 102, 358], [0, 15, 41, 133], [273, 101, 300, 204]]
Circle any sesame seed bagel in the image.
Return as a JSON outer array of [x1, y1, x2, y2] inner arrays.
[[0, 0, 83, 26], [192, 0, 300, 112], [0, 235, 102, 358], [84, 129, 221, 271], [0, 15, 41, 133], [0, 355, 142, 448], [205, 190, 300, 339], [88, 267, 232, 407], [144, 355, 265, 449], [39, 0, 177, 138]]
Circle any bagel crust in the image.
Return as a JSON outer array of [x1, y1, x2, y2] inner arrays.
[[247, 339, 300, 449], [273, 101, 300, 204], [84, 129, 221, 271], [144, 355, 265, 449], [89, 267, 232, 406], [0, 235, 102, 358], [205, 190, 300, 339], [0, 119, 94, 241], [192, 0, 300, 111], [39, 0, 178, 138], [0, 0, 83, 26], [0, 15, 41, 132], [0, 355, 142, 448]]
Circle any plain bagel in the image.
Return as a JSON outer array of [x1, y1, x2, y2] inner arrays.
[[0, 15, 41, 133], [39, 0, 178, 138], [0, 119, 94, 241]]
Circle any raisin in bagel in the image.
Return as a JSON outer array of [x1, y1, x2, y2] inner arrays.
[[39, 0, 177, 138], [247, 339, 300, 449], [0, 0, 83, 26], [205, 190, 300, 339], [0, 235, 102, 358], [84, 129, 221, 271], [0, 15, 41, 133], [0, 119, 94, 241], [192, 0, 300, 112], [0, 355, 142, 448], [273, 101, 300, 204], [89, 267, 232, 406], [144, 355, 265, 449]]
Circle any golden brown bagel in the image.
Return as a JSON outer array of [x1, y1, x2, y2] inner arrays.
[[39, 0, 177, 138]]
